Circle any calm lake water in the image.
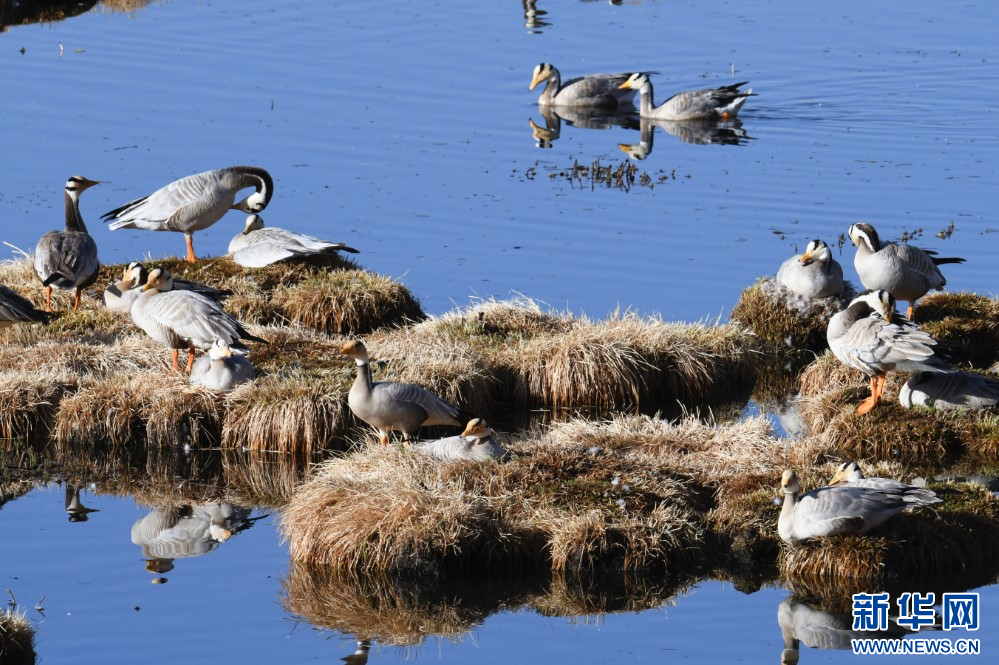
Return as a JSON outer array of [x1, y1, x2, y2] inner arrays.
[[2, 0, 998, 662]]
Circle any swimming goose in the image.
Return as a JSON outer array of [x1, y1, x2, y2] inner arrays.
[[530, 62, 637, 108], [899, 370, 999, 411], [827, 290, 951, 414], [104, 261, 228, 314], [0, 284, 50, 327], [131, 268, 266, 372], [228, 214, 359, 268], [339, 340, 461, 445], [618, 72, 754, 121], [33, 175, 101, 312], [848, 222, 964, 320], [778, 469, 940, 545], [410, 418, 508, 462], [776, 239, 845, 299], [189, 339, 256, 390], [102, 166, 274, 263]]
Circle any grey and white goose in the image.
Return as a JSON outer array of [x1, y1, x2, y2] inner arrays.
[[778, 469, 940, 545], [131, 267, 266, 372], [102, 166, 273, 263], [228, 214, 359, 268], [776, 239, 845, 299], [0, 283, 50, 327], [899, 370, 999, 411], [104, 261, 229, 314], [829, 461, 931, 495], [189, 339, 256, 391], [33, 175, 102, 312], [530, 62, 638, 108], [618, 72, 754, 121], [339, 340, 461, 446], [827, 289, 951, 414], [848, 222, 964, 320], [410, 418, 508, 462]]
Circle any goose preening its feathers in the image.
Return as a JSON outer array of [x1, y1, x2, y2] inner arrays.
[[33, 175, 102, 312], [339, 340, 461, 446], [530, 62, 637, 108], [618, 72, 754, 121], [228, 214, 359, 268], [102, 166, 273, 263], [848, 222, 965, 320], [778, 469, 940, 545]]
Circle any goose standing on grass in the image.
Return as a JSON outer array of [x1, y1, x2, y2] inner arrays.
[[104, 261, 229, 314], [778, 469, 940, 545], [131, 268, 266, 372], [410, 418, 507, 462], [339, 340, 461, 446], [102, 166, 273, 263], [618, 72, 754, 121], [529, 62, 638, 108], [1, 284, 50, 327], [33, 175, 101, 312], [189, 339, 256, 390], [827, 290, 951, 414], [848, 222, 965, 320], [228, 214, 359, 268], [776, 239, 845, 299], [898, 370, 999, 411]]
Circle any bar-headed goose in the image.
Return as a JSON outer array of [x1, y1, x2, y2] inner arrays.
[[899, 370, 999, 411], [190, 339, 256, 390], [131, 268, 265, 372], [33, 175, 101, 312], [530, 62, 637, 108], [618, 72, 754, 120], [827, 290, 951, 414], [1, 283, 50, 327], [848, 222, 964, 320], [339, 340, 461, 445], [778, 469, 940, 545], [410, 418, 508, 462], [228, 214, 359, 268], [104, 261, 228, 314], [776, 239, 845, 299], [829, 461, 932, 496], [102, 166, 273, 263]]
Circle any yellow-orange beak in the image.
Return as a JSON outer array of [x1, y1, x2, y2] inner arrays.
[[529, 73, 543, 90], [799, 251, 813, 266]]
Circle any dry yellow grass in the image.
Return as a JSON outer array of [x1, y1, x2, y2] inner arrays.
[[730, 278, 849, 354], [915, 292, 999, 368], [0, 608, 36, 665]]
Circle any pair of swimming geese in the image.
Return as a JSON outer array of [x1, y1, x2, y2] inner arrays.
[[529, 63, 755, 120]]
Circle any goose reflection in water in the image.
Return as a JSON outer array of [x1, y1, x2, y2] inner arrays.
[[64, 484, 99, 522], [619, 117, 751, 160], [130, 501, 254, 579], [521, 0, 549, 32], [342, 639, 371, 665], [528, 105, 640, 149], [778, 595, 912, 664]]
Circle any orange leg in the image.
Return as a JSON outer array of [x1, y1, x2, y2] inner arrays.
[[378, 431, 389, 446], [187, 349, 196, 373], [907, 302, 915, 321], [45, 286, 53, 313], [172, 349, 180, 371], [185, 234, 198, 263], [73, 287, 82, 312], [874, 374, 887, 402], [855, 375, 881, 414]]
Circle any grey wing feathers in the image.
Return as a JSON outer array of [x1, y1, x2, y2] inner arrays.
[[841, 317, 943, 374], [103, 170, 226, 229], [0, 284, 49, 324], [886, 243, 947, 288], [376, 381, 460, 425], [34, 231, 100, 289], [140, 292, 259, 347]]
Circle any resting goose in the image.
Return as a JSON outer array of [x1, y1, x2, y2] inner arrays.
[[131, 268, 265, 372], [848, 222, 964, 320], [778, 469, 940, 545], [776, 239, 845, 299], [410, 418, 507, 462], [190, 339, 256, 390], [103, 166, 273, 263], [827, 290, 951, 414], [829, 461, 930, 495], [530, 62, 637, 108], [228, 214, 359, 267], [618, 72, 754, 120], [104, 261, 228, 314], [0, 283, 50, 327], [339, 340, 461, 445], [899, 370, 999, 411], [33, 175, 102, 312]]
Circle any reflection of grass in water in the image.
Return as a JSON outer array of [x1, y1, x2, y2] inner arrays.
[[528, 158, 675, 192]]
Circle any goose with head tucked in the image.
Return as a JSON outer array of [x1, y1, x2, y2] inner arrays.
[[102, 166, 273, 263], [228, 214, 359, 268], [189, 339, 256, 391], [848, 222, 964, 320], [827, 289, 952, 414], [829, 461, 934, 496], [618, 72, 754, 121], [33, 175, 101, 312], [410, 418, 507, 462], [898, 370, 999, 411], [778, 469, 940, 545], [104, 261, 229, 315], [1, 283, 50, 328], [529, 62, 638, 108], [776, 239, 845, 299], [131, 267, 266, 372], [339, 340, 461, 446]]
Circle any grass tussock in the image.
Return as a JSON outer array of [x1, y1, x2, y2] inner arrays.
[[0, 370, 76, 444], [730, 278, 849, 355], [915, 292, 999, 368], [0, 608, 36, 665]]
